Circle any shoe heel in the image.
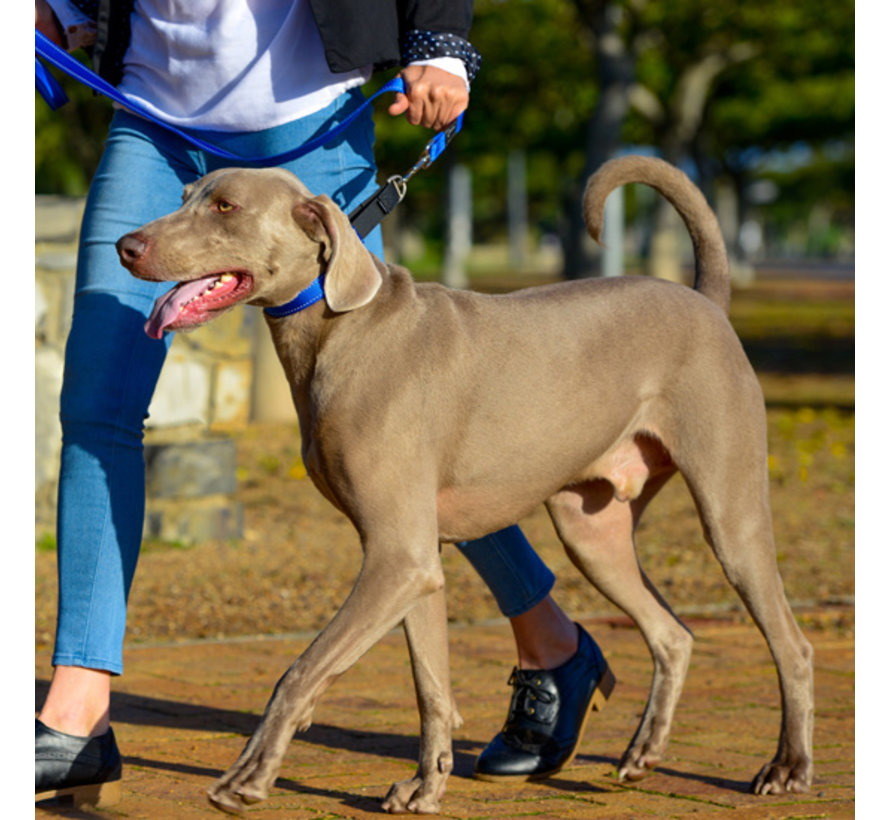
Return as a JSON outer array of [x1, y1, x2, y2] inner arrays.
[[36, 778, 121, 809], [74, 778, 121, 808], [590, 662, 616, 712]]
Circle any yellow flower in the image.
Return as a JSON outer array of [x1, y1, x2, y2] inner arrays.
[[289, 458, 308, 480]]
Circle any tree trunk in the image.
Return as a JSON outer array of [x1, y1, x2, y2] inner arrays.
[[644, 46, 756, 282], [562, 0, 636, 279]]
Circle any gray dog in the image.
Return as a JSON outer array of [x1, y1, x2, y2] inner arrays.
[[118, 155, 814, 814]]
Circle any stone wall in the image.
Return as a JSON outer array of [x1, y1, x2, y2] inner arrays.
[[35, 195, 295, 541]]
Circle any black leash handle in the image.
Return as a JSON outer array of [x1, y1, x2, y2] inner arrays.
[[349, 177, 407, 239]]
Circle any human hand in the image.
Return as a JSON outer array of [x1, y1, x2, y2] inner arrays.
[[388, 65, 469, 131]]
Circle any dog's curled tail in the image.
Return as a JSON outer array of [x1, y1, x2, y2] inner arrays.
[[583, 155, 731, 315]]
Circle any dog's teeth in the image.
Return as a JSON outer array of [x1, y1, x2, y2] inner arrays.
[[210, 274, 234, 291]]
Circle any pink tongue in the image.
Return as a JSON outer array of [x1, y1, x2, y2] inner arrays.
[[144, 276, 221, 339]]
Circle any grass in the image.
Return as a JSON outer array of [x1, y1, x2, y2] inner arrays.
[[36, 533, 56, 553]]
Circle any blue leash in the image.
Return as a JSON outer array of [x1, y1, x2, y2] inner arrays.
[[35, 29, 424, 166], [36, 28, 465, 318]]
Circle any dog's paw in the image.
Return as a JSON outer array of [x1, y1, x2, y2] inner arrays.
[[206, 754, 276, 815], [207, 779, 270, 815], [751, 758, 813, 795], [382, 777, 442, 814], [207, 785, 246, 815], [617, 747, 661, 782]]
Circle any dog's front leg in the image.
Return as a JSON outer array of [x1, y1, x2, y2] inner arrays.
[[207, 522, 444, 815], [383, 586, 463, 814]]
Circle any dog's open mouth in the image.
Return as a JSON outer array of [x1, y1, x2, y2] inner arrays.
[[144, 272, 253, 339]]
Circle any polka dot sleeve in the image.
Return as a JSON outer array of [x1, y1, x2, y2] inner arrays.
[[401, 30, 482, 82]]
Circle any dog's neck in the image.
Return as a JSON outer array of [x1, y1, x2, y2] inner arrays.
[[260, 263, 408, 419]]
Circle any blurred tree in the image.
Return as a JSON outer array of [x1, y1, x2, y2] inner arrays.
[[701, 1, 855, 262], [556, 0, 854, 278], [35, 1, 854, 271], [630, 0, 853, 276]]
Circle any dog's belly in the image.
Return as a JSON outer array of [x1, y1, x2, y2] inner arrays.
[[436, 434, 673, 542], [436, 485, 546, 543]]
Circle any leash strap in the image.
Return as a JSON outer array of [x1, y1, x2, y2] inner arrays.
[[347, 110, 464, 235], [36, 55, 69, 109], [35, 29, 408, 166]]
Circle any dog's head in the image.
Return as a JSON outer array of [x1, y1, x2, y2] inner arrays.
[[117, 167, 382, 339]]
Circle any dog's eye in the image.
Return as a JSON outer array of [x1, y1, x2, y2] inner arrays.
[[215, 200, 238, 214]]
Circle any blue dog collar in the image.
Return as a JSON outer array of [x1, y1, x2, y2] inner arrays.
[[263, 274, 326, 318]]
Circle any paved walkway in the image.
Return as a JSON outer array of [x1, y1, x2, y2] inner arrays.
[[36, 612, 853, 819]]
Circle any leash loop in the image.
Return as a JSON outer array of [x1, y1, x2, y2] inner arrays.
[[35, 55, 69, 109], [35, 29, 408, 166]]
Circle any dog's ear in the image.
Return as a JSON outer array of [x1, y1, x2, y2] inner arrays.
[[293, 195, 382, 312]]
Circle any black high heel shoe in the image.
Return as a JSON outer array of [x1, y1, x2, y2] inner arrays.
[[473, 624, 615, 781], [35, 719, 122, 807]]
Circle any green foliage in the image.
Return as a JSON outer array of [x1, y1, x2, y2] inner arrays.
[[621, 0, 854, 251], [140, 537, 192, 553], [36, 532, 57, 552], [35, 56, 112, 195], [705, 1, 854, 150]]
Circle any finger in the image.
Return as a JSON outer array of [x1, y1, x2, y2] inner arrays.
[[425, 95, 464, 131], [429, 85, 468, 129], [409, 89, 450, 130], [403, 84, 431, 127], [388, 93, 410, 118]]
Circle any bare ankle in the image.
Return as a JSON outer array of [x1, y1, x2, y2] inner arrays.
[[511, 596, 579, 670], [39, 666, 112, 737]]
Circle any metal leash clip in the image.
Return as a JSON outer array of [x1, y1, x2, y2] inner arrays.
[[387, 175, 408, 201], [348, 113, 465, 239], [402, 115, 465, 184]]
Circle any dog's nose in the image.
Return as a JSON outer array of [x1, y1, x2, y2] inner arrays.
[[116, 234, 148, 266]]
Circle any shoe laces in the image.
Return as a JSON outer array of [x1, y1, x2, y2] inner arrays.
[[506, 668, 557, 725]]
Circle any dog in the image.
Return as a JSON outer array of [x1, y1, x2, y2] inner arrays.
[[117, 155, 814, 814]]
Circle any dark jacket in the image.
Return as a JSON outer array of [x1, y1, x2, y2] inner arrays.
[[68, 0, 479, 87]]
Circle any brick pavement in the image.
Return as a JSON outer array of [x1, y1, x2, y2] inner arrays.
[[36, 612, 853, 819]]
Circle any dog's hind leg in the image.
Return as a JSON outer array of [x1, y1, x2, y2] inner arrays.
[[680, 442, 814, 794], [383, 586, 461, 813], [546, 471, 694, 782]]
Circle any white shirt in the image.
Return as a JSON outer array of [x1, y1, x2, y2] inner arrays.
[[47, 0, 467, 132]]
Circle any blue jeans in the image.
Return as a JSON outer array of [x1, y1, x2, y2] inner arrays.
[[52, 90, 554, 674]]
